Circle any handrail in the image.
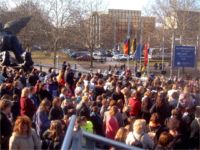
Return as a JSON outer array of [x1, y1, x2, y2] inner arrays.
[[61, 115, 76, 150], [61, 115, 143, 150], [82, 130, 143, 150]]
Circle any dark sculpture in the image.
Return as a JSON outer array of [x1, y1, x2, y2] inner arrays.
[[0, 16, 34, 71]]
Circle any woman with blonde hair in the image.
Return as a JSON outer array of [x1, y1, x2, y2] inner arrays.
[[126, 119, 154, 149], [35, 99, 51, 137], [115, 127, 129, 143], [57, 70, 65, 87], [20, 87, 36, 119], [43, 120, 64, 149], [49, 97, 63, 121], [9, 116, 41, 150]]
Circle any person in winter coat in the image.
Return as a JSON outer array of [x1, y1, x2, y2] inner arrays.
[[42, 120, 64, 150], [49, 97, 63, 121], [154, 132, 173, 150], [28, 69, 39, 86], [47, 77, 59, 98], [20, 87, 36, 119], [126, 119, 154, 149], [150, 92, 170, 125], [29, 86, 40, 108], [128, 91, 142, 118], [92, 79, 105, 101], [167, 117, 188, 149], [64, 65, 74, 93], [9, 116, 41, 150], [189, 106, 200, 149], [38, 83, 52, 102], [57, 70, 65, 87], [76, 96, 90, 119], [0, 99, 13, 149], [111, 85, 125, 104], [105, 106, 119, 139], [11, 95, 20, 121], [90, 106, 104, 136], [35, 99, 51, 137]]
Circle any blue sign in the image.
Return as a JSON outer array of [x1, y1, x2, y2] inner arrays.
[[174, 46, 196, 67]]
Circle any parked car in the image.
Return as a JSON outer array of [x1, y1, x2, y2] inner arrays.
[[112, 54, 129, 61], [112, 54, 121, 61], [70, 51, 88, 58], [112, 50, 121, 56], [76, 54, 93, 61], [105, 51, 113, 57]]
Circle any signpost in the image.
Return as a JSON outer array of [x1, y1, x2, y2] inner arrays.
[[174, 46, 196, 68]]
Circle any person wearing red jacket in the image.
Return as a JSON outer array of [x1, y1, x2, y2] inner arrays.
[[20, 87, 36, 119], [105, 106, 119, 139], [129, 91, 142, 118]]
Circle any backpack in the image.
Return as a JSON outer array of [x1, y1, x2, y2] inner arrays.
[[131, 132, 144, 148]]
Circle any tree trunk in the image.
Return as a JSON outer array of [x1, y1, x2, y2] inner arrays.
[[53, 38, 58, 68]]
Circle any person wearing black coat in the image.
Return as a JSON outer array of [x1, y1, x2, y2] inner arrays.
[[111, 85, 124, 104], [90, 106, 104, 136], [167, 117, 188, 149], [28, 69, 39, 86], [92, 79, 105, 101], [150, 93, 170, 125], [42, 120, 64, 150], [49, 97, 63, 121], [11, 95, 20, 121], [189, 106, 200, 149], [0, 100, 13, 149], [38, 83, 52, 102], [64, 65, 74, 93]]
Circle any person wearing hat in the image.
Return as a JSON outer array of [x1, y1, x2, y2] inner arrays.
[[0, 99, 13, 149]]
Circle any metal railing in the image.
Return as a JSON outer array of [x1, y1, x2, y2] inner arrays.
[[61, 115, 76, 150], [61, 115, 143, 150], [82, 131, 142, 150]]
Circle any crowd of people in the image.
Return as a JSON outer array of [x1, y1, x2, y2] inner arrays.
[[0, 61, 200, 150]]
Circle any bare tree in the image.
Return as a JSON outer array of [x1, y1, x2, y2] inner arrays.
[[70, 0, 107, 68], [39, 0, 81, 67], [151, 0, 200, 43]]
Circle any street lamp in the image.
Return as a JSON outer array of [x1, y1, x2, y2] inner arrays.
[[56, 55, 59, 72]]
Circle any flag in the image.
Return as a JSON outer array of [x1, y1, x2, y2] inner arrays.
[[123, 38, 130, 55], [134, 43, 142, 60], [131, 38, 137, 54], [144, 43, 150, 66]]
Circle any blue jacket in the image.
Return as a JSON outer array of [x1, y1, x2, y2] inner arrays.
[[35, 109, 50, 136], [30, 94, 40, 108]]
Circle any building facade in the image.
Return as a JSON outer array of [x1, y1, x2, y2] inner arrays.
[[93, 9, 156, 49]]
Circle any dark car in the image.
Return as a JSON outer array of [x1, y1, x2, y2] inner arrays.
[[70, 52, 87, 58], [76, 54, 93, 61]]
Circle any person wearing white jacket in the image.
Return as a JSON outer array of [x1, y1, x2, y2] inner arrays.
[[9, 116, 41, 150], [126, 119, 154, 149]]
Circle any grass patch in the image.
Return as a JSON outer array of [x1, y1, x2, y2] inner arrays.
[[32, 50, 71, 64]]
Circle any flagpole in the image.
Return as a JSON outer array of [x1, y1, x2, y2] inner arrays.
[[147, 35, 150, 76], [127, 13, 131, 69], [170, 31, 175, 79], [139, 17, 143, 72]]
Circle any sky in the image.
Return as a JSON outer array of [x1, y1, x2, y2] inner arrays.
[[108, 0, 151, 11]]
